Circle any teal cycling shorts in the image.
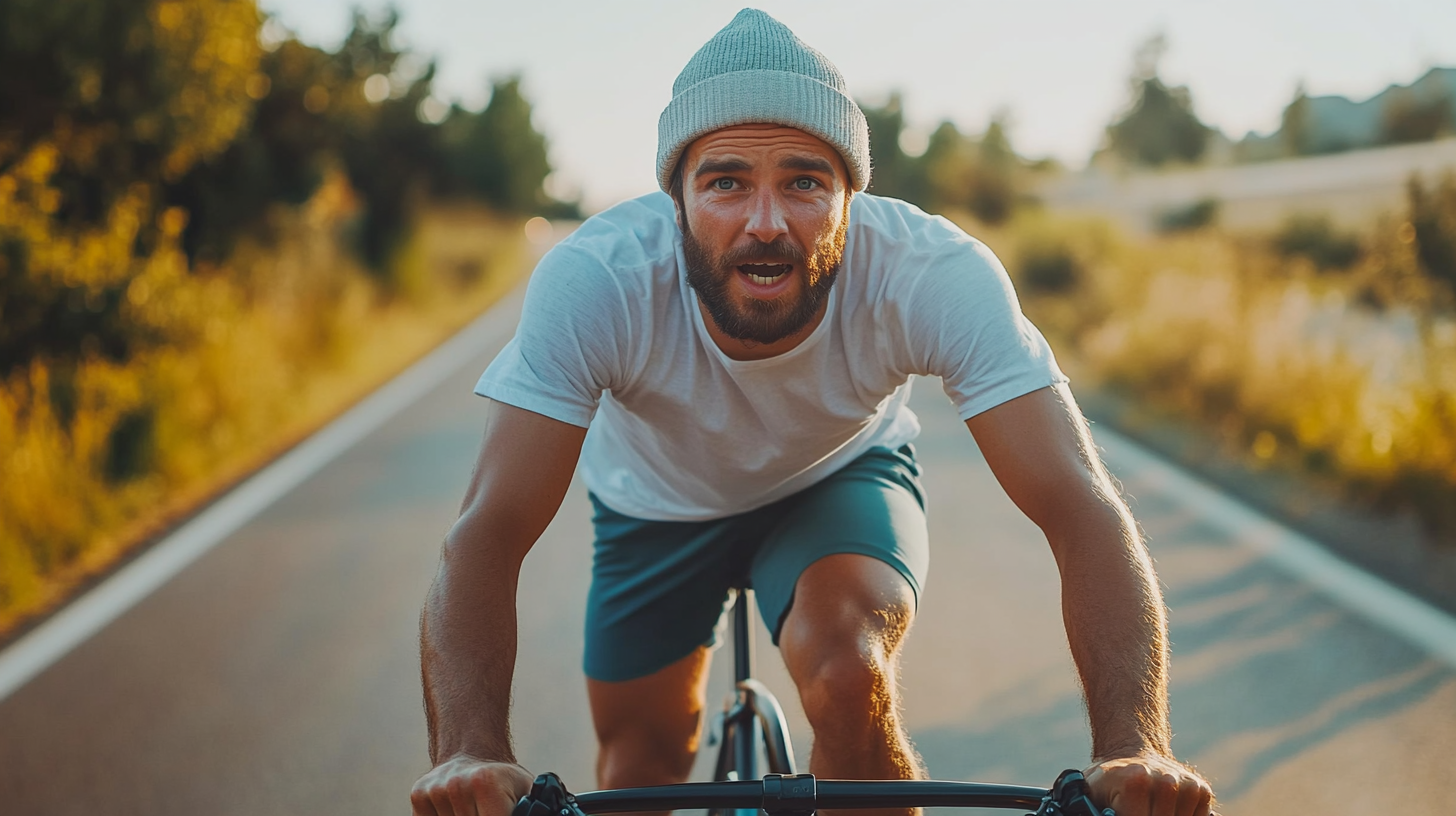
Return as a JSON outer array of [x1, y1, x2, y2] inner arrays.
[[584, 444, 930, 682]]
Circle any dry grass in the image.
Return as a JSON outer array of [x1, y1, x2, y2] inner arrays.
[[958, 206, 1456, 540], [0, 180, 528, 636]]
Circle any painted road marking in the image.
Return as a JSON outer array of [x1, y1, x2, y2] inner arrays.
[[0, 288, 525, 703], [1097, 428, 1456, 670]]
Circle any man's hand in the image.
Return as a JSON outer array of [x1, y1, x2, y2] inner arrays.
[[410, 755, 535, 816], [1084, 751, 1215, 816]]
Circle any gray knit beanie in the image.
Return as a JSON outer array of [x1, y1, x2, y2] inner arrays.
[[657, 8, 871, 193]]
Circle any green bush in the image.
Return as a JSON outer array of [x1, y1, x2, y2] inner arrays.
[[1156, 198, 1220, 233], [1408, 172, 1456, 293], [1017, 240, 1082, 294], [1272, 213, 1362, 270]]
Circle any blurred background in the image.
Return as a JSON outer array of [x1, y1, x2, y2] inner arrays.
[[3, 1, 1456, 813]]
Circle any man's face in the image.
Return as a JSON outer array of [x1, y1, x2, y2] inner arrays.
[[676, 124, 851, 348]]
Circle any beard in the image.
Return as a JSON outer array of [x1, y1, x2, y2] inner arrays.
[[680, 199, 849, 346]]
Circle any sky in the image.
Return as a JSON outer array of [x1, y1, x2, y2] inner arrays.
[[259, 0, 1456, 212]]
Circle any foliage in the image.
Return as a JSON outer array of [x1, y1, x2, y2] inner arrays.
[[980, 196, 1456, 543], [1243, 68, 1456, 161], [1381, 89, 1455, 145], [1272, 213, 1362, 271], [1102, 36, 1214, 168], [437, 77, 553, 215], [861, 93, 923, 205], [1280, 85, 1314, 157], [1156, 198, 1221, 233], [1, 1, 564, 377], [0, 190, 529, 632], [859, 97, 1038, 225], [0, 0, 560, 630], [1407, 172, 1456, 295], [0, 0, 260, 373]]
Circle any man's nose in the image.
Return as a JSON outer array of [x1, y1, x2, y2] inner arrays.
[[743, 187, 788, 244]]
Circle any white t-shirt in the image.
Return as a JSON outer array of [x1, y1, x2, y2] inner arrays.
[[476, 191, 1066, 521]]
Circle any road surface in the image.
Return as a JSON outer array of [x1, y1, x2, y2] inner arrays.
[[2, 284, 1454, 814]]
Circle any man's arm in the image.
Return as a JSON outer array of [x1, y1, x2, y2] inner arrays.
[[965, 384, 1215, 816], [411, 400, 588, 816]]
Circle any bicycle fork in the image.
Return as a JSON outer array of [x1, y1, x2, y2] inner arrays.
[[712, 678, 797, 781]]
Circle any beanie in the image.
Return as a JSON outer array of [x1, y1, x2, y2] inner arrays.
[[657, 8, 871, 193]]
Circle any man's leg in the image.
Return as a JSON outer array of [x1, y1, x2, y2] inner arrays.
[[779, 553, 923, 816], [588, 645, 713, 790]]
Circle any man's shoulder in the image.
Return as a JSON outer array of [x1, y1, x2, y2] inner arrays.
[[847, 194, 1002, 294], [850, 193, 975, 249], [557, 191, 680, 273]]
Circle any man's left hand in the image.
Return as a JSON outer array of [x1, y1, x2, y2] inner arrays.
[[1083, 751, 1216, 816]]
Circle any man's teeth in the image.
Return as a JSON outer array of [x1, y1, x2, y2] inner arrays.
[[743, 264, 790, 285]]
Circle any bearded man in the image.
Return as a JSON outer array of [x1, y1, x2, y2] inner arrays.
[[411, 9, 1216, 816]]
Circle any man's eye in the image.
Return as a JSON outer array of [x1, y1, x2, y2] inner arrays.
[[794, 178, 817, 190], [713, 178, 735, 190]]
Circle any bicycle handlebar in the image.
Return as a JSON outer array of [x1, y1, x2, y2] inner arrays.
[[513, 770, 1114, 816]]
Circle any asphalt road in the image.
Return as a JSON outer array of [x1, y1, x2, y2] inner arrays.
[[2, 284, 1454, 815]]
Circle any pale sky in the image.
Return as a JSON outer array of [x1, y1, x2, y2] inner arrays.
[[260, 0, 1456, 212]]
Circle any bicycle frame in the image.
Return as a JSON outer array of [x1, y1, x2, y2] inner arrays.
[[712, 588, 797, 783]]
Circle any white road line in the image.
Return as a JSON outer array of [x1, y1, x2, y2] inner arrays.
[[0, 287, 525, 703], [1096, 426, 1456, 670]]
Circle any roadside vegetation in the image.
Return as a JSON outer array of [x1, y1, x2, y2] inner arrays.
[[0, 1, 568, 635], [987, 180, 1456, 543], [866, 62, 1456, 547]]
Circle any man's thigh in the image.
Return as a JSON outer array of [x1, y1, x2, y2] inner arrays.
[[587, 645, 712, 754], [749, 444, 930, 643], [583, 495, 762, 682]]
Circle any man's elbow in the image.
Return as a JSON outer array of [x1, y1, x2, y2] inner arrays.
[[437, 507, 538, 584], [1028, 476, 1139, 562]]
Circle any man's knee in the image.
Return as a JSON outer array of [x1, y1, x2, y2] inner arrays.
[[778, 554, 915, 730]]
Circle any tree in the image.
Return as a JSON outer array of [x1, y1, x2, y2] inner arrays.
[[1382, 89, 1455, 145], [1408, 172, 1456, 294], [438, 77, 551, 214], [1104, 35, 1214, 167], [861, 93, 917, 201], [0, 0, 261, 373], [1280, 83, 1313, 157]]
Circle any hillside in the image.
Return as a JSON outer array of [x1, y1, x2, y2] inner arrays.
[[1239, 67, 1456, 161]]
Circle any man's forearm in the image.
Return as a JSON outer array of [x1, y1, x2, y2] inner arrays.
[[421, 529, 524, 765], [1048, 504, 1171, 760]]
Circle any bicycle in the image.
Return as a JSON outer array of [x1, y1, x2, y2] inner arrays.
[[513, 587, 1116, 816]]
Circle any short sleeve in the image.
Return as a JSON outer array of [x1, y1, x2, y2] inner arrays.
[[900, 239, 1067, 420], [475, 244, 631, 427]]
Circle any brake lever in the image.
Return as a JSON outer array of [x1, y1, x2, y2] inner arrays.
[[512, 772, 589, 816], [1027, 770, 1114, 816]]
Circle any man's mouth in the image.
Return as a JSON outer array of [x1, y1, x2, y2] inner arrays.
[[738, 263, 792, 285]]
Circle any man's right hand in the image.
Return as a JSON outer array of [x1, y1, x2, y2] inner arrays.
[[410, 755, 535, 816]]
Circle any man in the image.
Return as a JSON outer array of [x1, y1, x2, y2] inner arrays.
[[411, 9, 1216, 816]]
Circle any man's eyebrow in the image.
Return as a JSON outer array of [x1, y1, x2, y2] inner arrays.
[[778, 155, 835, 175], [694, 158, 752, 178]]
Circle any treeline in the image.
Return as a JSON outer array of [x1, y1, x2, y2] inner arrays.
[[858, 94, 1054, 225], [0, 0, 568, 380], [0, 0, 563, 629], [1079, 36, 1456, 169]]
